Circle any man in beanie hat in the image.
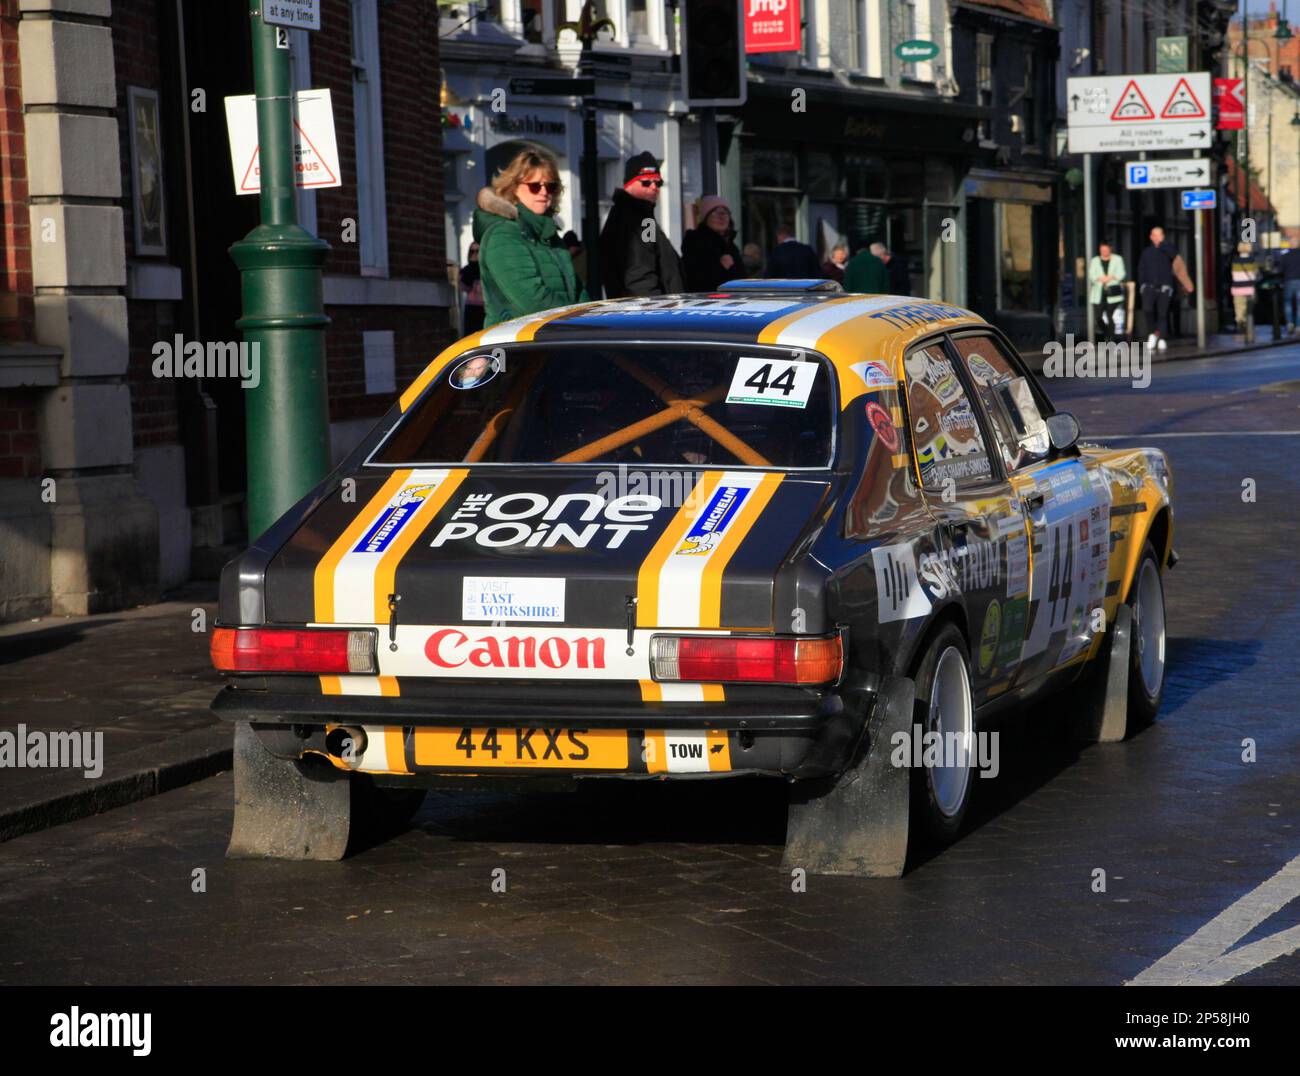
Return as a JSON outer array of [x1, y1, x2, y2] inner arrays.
[[599, 151, 684, 298]]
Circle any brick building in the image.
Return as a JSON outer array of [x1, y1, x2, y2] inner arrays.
[[0, 0, 450, 623]]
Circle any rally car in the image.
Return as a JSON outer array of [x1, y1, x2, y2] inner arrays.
[[211, 284, 1173, 874]]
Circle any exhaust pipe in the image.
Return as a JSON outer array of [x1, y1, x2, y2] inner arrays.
[[325, 726, 368, 769]]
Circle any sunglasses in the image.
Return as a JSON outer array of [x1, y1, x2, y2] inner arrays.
[[521, 181, 561, 195], [639, 179, 665, 189]]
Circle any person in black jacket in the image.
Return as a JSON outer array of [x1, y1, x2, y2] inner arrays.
[[681, 195, 743, 292], [766, 226, 823, 279], [599, 151, 684, 298]]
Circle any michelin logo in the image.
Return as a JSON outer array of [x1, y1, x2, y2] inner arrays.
[[675, 485, 749, 556], [355, 484, 436, 554]]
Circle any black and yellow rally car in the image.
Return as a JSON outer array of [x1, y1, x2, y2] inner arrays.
[[212, 283, 1173, 874]]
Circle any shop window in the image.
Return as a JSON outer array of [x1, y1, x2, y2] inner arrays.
[[805, 151, 839, 200], [845, 154, 887, 200], [745, 146, 799, 190], [999, 203, 1036, 311]]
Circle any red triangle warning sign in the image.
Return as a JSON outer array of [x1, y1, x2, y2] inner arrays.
[[238, 118, 340, 193], [1111, 79, 1156, 121], [1160, 77, 1206, 119]]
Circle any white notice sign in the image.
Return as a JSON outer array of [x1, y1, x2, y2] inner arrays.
[[462, 577, 566, 623], [224, 89, 341, 194], [262, 1, 320, 31]]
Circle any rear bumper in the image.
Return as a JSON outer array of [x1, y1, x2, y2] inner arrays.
[[212, 674, 880, 780]]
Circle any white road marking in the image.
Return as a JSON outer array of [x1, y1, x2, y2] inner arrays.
[[1128, 849, 1300, 985]]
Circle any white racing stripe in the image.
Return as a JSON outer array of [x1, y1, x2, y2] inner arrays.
[[331, 468, 455, 624], [1128, 849, 1300, 985], [770, 296, 904, 350]]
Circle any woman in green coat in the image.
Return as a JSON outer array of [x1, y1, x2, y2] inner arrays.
[[473, 146, 588, 329]]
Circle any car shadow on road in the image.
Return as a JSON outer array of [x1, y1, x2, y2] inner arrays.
[[1160, 636, 1260, 719], [0, 619, 108, 665]]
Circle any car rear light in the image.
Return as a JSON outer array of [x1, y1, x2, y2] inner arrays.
[[210, 627, 376, 675], [650, 635, 842, 685]]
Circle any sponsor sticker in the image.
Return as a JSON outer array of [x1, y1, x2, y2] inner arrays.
[[675, 484, 750, 556], [850, 359, 895, 389], [462, 576, 565, 623], [979, 600, 1001, 673], [873, 542, 933, 623], [726, 356, 818, 408], [353, 483, 438, 554], [866, 400, 901, 452]]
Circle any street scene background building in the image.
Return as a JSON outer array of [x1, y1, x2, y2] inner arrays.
[[0, 0, 1280, 623]]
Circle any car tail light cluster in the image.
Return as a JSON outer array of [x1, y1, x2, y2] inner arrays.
[[650, 635, 842, 685], [210, 628, 376, 675]]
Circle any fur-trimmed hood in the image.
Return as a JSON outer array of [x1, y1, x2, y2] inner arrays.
[[476, 186, 517, 220]]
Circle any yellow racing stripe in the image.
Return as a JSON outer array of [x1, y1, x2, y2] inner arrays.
[[698, 472, 782, 627], [313, 469, 412, 624], [636, 471, 721, 628]]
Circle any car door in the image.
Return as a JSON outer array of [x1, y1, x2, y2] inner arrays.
[[901, 338, 1024, 707], [948, 331, 1111, 688]]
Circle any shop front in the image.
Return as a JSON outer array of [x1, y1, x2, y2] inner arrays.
[[727, 86, 987, 303]]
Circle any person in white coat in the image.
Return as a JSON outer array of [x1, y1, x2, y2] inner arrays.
[[1088, 241, 1128, 341]]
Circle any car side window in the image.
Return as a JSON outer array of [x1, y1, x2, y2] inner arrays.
[[903, 344, 993, 488], [951, 335, 1051, 472]]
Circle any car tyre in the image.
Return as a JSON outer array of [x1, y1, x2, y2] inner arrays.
[[909, 623, 976, 848], [1125, 541, 1166, 728]]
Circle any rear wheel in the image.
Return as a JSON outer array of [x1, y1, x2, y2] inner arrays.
[[1126, 542, 1166, 727], [909, 624, 976, 847]]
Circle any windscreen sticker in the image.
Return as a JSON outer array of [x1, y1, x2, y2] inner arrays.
[[726, 356, 818, 408], [462, 576, 565, 623]]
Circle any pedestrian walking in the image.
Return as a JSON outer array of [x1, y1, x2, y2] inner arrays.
[[473, 146, 587, 328], [599, 151, 683, 298], [766, 226, 823, 279], [1088, 240, 1127, 341], [1230, 242, 1261, 342], [1137, 226, 1190, 351], [1280, 246, 1300, 334], [681, 195, 743, 292], [821, 242, 849, 284], [843, 243, 889, 294], [459, 241, 485, 335], [873, 242, 910, 296]]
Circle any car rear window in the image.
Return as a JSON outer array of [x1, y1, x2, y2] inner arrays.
[[370, 345, 835, 469]]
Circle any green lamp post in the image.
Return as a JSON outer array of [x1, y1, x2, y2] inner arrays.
[[229, 1, 333, 540]]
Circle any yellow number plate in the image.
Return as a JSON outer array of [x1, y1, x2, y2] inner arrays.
[[413, 727, 629, 770]]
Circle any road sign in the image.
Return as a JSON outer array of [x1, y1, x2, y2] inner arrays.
[[1181, 188, 1216, 211], [261, 0, 319, 31], [1067, 72, 1212, 153], [508, 77, 595, 97], [585, 98, 635, 112], [1156, 36, 1188, 73], [1124, 158, 1212, 190], [225, 89, 340, 194]]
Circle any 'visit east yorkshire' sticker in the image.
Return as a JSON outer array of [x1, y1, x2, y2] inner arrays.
[[726, 356, 818, 409], [463, 577, 565, 622]]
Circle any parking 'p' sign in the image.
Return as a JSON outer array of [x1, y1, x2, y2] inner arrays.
[[727, 356, 818, 408]]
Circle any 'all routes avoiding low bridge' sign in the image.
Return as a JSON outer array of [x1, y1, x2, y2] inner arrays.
[[1067, 72, 1212, 153]]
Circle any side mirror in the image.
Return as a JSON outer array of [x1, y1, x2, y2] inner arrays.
[[1046, 412, 1080, 452]]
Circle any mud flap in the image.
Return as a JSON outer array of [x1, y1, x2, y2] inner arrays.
[[227, 721, 355, 861], [782, 675, 915, 878]]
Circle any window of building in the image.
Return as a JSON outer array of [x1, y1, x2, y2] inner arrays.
[[830, 2, 865, 73], [520, 0, 544, 42], [998, 203, 1036, 311], [627, 0, 650, 41], [1022, 49, 1037, 148], [976, 34, 994, 141], [900, 1, 919, 78], [351, 0, 388, 276]]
